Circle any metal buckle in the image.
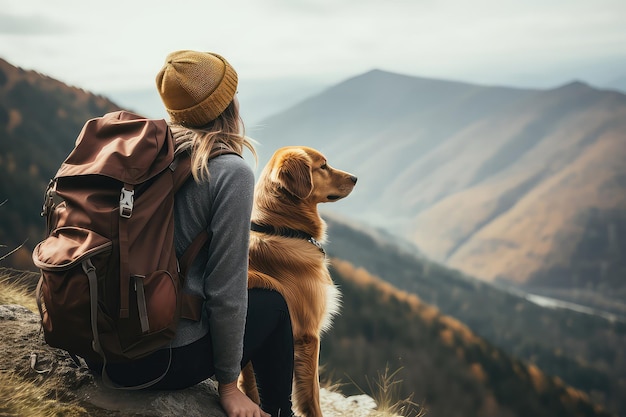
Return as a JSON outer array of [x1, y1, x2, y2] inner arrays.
[[119, 187, 134, 218], [40, 179, 56, 217]]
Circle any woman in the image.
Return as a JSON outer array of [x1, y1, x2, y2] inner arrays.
[[96, 50, 295, 417]]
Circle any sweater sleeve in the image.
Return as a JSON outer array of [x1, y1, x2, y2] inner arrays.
[[203, 156, 255, 383]]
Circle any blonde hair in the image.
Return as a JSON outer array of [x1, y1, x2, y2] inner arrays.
[[171, 100, 256, 182]]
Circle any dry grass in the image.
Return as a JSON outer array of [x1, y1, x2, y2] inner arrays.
[[367, 366, 426, 417], [0, 372, 87, 417], [0, 269, 38, 312], [347, 365, 427, 417], [0, 272, 88, 417]]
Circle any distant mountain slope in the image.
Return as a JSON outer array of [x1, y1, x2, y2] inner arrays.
[[0, 58, 121, 269], [604, 75, 626, 93], [323, 214, 626, 416], [325, 258, 614, 417], [250, 70, 626, 301]]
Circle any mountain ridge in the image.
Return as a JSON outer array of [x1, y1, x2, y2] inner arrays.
[[0, 57, 122, 268], [250, 68, 626, 302]]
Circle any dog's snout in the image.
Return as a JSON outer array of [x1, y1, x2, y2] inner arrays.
[[350, 175, 358, 184]]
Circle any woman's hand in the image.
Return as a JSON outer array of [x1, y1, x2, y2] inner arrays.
[[219, 380, 270, 417]]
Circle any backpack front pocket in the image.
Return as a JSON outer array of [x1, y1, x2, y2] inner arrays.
[[33, 227, 112, 361]]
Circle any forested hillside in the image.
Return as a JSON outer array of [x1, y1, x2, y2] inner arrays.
[[0, 58, 121, 269], [321, 259, 613, 417], [324, 214, 626, 416]]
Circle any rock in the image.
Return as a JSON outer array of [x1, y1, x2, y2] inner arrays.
[[0, 304, 381, 417], [0, 304, 38, 321], [77, 379, 225, 417], [320, 389, 378, 417]]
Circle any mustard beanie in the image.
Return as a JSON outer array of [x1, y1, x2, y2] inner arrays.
[[156, 50, 238, 127]]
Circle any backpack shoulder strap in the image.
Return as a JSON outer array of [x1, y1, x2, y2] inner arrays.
[[171, 153, 193, 192], [172, 148, 241, 321], [179, 230, 209, 321]]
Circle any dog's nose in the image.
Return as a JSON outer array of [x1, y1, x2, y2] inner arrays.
[[350, 175, 358, 184]]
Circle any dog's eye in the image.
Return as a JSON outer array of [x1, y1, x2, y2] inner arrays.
[[320, 162, 328, 170]]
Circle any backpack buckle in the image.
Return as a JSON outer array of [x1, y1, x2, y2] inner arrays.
[[40, 179, 56, 217], [119, 187, 135, 218]]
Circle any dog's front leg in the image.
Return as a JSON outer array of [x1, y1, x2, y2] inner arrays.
[[293, 334, 323, 417]]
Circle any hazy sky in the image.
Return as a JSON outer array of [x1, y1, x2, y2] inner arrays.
[[1, 0, 625, 94]]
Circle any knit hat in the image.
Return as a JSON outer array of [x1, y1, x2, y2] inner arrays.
[[156, 50, 238, 127]]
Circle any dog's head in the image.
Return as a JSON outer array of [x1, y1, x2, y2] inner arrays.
[[263, 146, 357, 203]]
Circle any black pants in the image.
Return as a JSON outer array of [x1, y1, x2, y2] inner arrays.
[[89, 288, 294, 416]]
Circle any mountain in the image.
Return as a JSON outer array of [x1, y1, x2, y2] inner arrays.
[[323, 214, 626, 416], [322, 259, 614, 417], [0, 58, 122, 270], [604, 75, 626, 93], [248, 70, 626, 306]]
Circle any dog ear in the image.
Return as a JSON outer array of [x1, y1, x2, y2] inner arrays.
[[273, 149, 313, 199]]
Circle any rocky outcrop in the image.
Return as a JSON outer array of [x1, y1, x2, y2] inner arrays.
[[0, 304, 378, 417]]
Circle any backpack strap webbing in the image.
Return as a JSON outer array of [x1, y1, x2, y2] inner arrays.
[[171, 153, 193, 192], [169, 156, 206, 322], [179, 230, 209, 321], [171, 150, 241, 322], [118, 184, 134, 319]]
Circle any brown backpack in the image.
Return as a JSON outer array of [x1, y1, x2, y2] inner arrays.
[[32, 111, 210, 388]]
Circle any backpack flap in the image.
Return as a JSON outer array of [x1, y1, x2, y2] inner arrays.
[[33, 227, 112, 270], [55, 111, 175, 185]]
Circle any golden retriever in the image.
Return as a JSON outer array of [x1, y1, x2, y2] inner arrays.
[[241, 146, 357, 417]]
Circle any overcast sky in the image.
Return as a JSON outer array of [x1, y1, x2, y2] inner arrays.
[[1, 0, 625, 95]]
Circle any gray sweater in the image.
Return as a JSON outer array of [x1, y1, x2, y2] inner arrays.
[[170, 153, 254, 384]]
